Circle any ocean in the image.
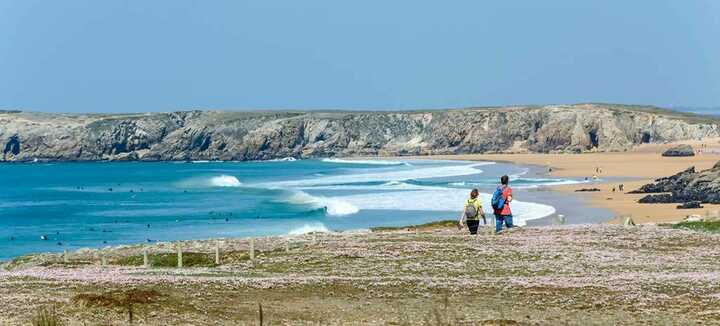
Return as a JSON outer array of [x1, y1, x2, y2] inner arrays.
[[0, 159, 610, 260]]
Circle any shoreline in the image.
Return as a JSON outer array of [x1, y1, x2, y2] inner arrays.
[[3, 142, 719, 260], [404, 138, 720, 224], [0, 158, 603, 261]]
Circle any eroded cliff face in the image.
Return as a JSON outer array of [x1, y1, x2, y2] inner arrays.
[[1, 104, 718, 162]]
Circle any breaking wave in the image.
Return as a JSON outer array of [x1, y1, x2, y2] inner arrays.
[[269, 157, 298, 162], [267, 162, 493, 187], [283, 191, 359, 216], [209, 175, 243, 187]]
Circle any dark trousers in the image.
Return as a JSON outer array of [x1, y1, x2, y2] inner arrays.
[[467, 219, 480, 234]]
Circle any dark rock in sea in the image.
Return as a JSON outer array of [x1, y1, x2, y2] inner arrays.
[[634, 161, 720, 204], [575, 188, 601, 192], [662, 144, 695, 157], [677, 201, 703, 209]]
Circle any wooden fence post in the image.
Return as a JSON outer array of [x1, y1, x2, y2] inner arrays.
[[285, 240, 290, 253], [63, 249, 69, 263], [177, 243, 183, 268], [215, 241, 221, 265], [101, 255, 107, 267], [249, 238, 255, 261], [143, 247, 149, 268]]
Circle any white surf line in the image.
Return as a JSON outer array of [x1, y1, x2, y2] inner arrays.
[[321, 158, 410, 166], [262, 162, 495, 188], [334, 188, 556, 226]]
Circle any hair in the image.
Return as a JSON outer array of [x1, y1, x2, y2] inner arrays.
[[470, 188, 479, 199], [500, 175, 509, 185]]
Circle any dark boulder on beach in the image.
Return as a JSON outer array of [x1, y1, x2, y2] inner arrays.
[[634, 161, 720, 204], [677, 201, 703, 209], [662, 144, 695, 157], [575, 188, 601, 192], [638, 194, 675, 204]]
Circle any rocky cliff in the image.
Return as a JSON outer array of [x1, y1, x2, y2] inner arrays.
[[1, 104, 719, 162]]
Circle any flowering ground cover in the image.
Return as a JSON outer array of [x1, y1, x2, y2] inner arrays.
[[2, 224, 720, 325]]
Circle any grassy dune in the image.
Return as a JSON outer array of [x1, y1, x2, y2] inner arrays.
[[3, 224, 720, 325]]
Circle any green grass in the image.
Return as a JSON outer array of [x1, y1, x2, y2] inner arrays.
[[30, 307, 64, 326], [672, 221, 720, 233], [371, 220, 457, 232], [4, 255, 35, 270], [113, 252, 217, 268]]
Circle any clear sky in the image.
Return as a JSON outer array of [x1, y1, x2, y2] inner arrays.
[[1, 0, 718, 113]]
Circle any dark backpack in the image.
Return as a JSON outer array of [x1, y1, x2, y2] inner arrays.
[[491, 186, 506, 211], [464, 200, 479, 219]]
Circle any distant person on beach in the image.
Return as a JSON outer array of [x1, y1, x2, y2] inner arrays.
[[492, 175, 513, 234], [458, 188, 486, 235]]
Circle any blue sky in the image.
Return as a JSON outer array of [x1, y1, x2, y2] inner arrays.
[[1, 0, 718, 113]]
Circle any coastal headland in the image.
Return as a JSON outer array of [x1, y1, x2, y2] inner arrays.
[[4, 103, 720, 225], [1, 104, 718, 162], [3, 105, 720, 324]]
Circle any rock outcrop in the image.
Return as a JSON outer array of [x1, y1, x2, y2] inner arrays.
[[575, 188, 601, 192], [662, 144, 695, 157], [1, 104, 718, 162], [677, 201, 703, 209], [632, 162, 720, 204]]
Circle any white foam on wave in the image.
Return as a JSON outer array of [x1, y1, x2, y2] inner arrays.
[[283, 191, 359, 216], [509, 168, 530, 179], [334, 188, 556, 226], [269, 157, 298, 162], [267, 162, 493, 187], [300, 180, 423, 191], [209, 175, 242, 187], [321, 158, 409, 166], [288, 222, 330, 235]]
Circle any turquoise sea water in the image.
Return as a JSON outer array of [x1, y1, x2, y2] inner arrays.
[[0, 159, 596, 260]]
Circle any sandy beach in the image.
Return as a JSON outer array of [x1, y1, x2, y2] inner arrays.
[[415, 138, 720, 224]]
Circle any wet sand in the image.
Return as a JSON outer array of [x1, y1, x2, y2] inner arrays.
[[413, 138, 720, 224]]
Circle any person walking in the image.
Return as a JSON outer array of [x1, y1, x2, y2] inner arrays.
[[491, 175, 513, 234], [458, 188, 486, 235]]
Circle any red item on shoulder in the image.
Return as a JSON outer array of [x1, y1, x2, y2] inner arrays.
[[493, 186, 512, 215]]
